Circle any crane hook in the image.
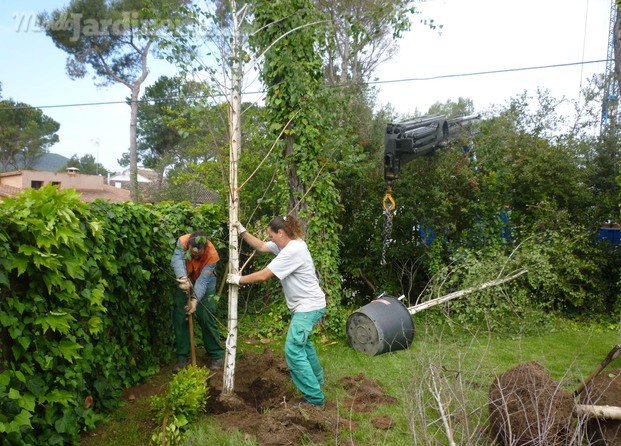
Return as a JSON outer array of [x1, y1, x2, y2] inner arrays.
[[383, 187, 396, 211]]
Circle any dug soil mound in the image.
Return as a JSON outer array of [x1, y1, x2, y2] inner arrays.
[[206, 348, 398, 445], [581, 368, 621, 445], [488, 360, 575, 446]]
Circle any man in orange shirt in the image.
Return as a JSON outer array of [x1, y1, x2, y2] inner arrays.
[[171, 231, 224, 372]]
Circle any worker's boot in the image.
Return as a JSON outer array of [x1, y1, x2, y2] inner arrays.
[[210, 358, 223, 370]]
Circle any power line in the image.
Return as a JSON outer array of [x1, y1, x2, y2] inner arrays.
[[368, 59, 608, 85], [0, 59, 610, 112]]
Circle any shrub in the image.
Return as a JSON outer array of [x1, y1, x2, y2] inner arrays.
[[149, 365, 210, 446]]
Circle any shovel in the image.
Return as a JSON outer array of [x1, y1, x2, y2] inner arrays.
[[186, 290, 197, 366], [574, 344, 621, 397]]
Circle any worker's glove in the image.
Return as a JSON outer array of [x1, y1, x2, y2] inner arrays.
[[185, 298, 198, 315], [227, 274, 241, 286], [176, 276, 192, 292], [233, 221, 247, 235]]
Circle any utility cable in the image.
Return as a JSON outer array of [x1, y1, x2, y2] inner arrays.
[[0, 59, 609, 112], [578, 0, 591, 101], [368, 59, 607, 85]]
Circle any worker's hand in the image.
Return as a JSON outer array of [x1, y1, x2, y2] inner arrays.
[[233, 221, 247, 235], [227, 274, 241, 286], [176, 276, 192, 292], [185, 298, 198, 315]]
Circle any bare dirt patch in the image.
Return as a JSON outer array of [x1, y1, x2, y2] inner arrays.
[[82, 347, 398, 445], [205, 348, 398, 445]]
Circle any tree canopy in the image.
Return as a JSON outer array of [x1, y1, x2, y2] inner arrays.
[[38, 0, 185, 201], [61, 153, 109, 176], [0, 99, 60, 172]]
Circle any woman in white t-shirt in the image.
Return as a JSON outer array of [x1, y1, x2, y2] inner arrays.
[[227, 215, 327, 408]]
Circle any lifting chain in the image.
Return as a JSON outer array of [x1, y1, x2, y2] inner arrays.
[[381, 184, 395, 266]]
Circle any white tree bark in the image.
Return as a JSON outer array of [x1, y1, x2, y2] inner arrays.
[[408, 269, 528, 315], [222, 0, 244, 396], [575, 404, 621, 420]]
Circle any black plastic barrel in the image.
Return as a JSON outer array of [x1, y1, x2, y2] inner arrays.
[[346, 295, 415, 356]]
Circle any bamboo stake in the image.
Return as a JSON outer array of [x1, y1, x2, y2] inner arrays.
[[161, 413, 168, 446]]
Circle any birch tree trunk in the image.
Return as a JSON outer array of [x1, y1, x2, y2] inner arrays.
[[222, 0, 244, 396]]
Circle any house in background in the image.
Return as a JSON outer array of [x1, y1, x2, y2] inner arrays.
[[108, 168, 159, 202], [0, 168, 130, 202], [0, 167, 220, 205], [108, 168, 219, 205], [108, 168, 157, 189]]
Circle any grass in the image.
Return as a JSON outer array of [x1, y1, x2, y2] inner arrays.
[[80, 319, 621, 445]]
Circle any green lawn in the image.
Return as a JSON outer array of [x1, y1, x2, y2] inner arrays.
[[81, 320, 621, 445]]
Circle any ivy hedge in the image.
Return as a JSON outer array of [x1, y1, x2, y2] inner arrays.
[[0, 186, 226, 445]]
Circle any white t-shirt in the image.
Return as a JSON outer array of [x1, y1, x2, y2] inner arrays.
[[266, 239, 326, 312]]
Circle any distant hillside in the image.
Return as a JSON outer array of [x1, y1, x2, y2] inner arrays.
[[33, 153, 70, 172], [0, 153, 70, 173]]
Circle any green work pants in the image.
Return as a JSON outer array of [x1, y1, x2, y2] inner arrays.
[[284, 308, 326, 406], [173, 288, 224, 362]]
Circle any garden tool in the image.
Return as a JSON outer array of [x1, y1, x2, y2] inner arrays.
[[186, 289, 197, 366], [574, 344, 621, 397]]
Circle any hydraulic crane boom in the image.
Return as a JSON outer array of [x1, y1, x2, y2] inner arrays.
[[384, 114, 480, 184], [382, 114, 480, 211]]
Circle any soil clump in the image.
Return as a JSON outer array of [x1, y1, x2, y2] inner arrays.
[[581, 368, 621, 445], [488, 360, 575, 445]]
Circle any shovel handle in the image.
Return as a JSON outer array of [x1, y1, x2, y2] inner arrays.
[[574, 344, 621, 397], [187, 291, 197, 366]]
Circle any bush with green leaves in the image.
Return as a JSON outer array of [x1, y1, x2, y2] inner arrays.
[[419, 216, 619, 335], [149, 365, 210, 446], [422, 245, 552, 335], [0, 186, 108, 444], [0, 186, 226, 444]]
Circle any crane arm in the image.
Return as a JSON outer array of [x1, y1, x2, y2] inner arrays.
[[383, 114, 480, 184]]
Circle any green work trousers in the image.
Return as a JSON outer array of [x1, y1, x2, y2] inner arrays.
[[284, 308, 326, 406], [173, 288, 224, 362]]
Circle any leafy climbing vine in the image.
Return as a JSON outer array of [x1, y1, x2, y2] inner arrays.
[[250, 0, 350, 330]]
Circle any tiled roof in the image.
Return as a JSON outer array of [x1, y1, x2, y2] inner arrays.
[[0, 184, 130, 203], [0, 169, 215, 204], [0, 184, 21, 198], [75, 185, 131, 202]]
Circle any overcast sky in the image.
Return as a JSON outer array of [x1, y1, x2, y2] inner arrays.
[[0, 0, 612, 173]]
